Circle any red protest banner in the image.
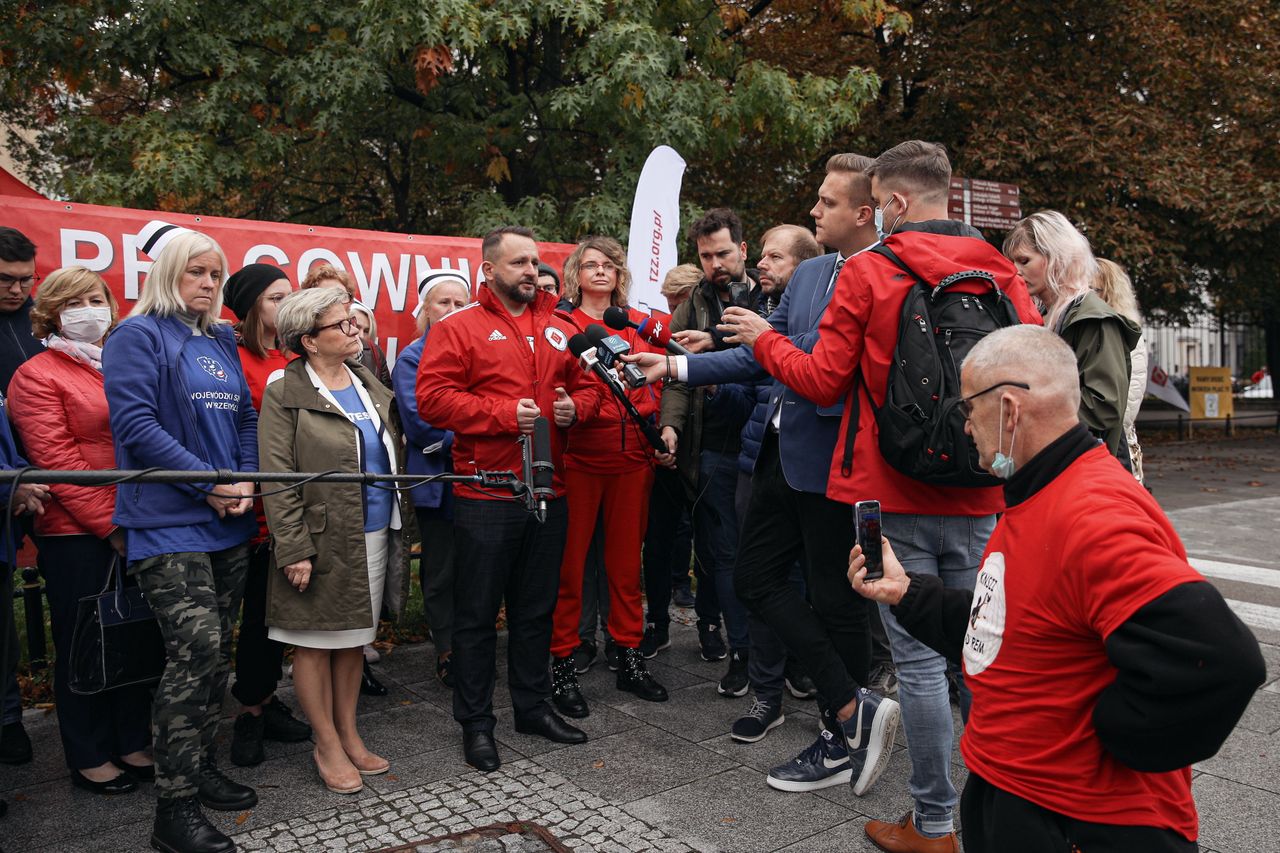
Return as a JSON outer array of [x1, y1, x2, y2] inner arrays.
[[2, 181, 574, 366]]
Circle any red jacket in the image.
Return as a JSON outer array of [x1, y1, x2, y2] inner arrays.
[[564, 306, 662, 475], [416, 285, 604, 501], [8, 350, 117, 538], [753, 226, 1042, 515]]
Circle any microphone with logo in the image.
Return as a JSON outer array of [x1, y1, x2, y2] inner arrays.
[[529, 416, 555, 523], [602, 305, 691, 356], [568, 333, 667, 452], [584, 323, 647, 389]]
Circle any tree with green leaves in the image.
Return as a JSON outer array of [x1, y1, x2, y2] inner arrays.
[[0, 0, 892, 243]]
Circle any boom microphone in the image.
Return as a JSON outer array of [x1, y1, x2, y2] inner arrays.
[[531, 416, 555, 519], [568, 333, 667, 452], [602, 305, 691, 356]]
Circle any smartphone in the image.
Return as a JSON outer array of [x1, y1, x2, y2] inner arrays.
[[728, 280, 753, 310], [855, 500, 884, 581]]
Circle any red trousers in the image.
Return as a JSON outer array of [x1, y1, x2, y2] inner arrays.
[[551, 465, 654, 657]]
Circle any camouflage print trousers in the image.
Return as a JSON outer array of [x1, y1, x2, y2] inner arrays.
[[133, 546, 249, 798]]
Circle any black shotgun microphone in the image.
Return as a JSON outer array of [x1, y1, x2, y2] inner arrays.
[[531, 416, 554, 521], [568, 333, 667, 451], [602, 305, 691, 356]]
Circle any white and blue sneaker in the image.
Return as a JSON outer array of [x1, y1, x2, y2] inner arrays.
[[839, 687, 900, 796], [765, 728, 851, 792]]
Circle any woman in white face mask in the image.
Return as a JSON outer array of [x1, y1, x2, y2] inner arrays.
[[7, 266, 156, 796]]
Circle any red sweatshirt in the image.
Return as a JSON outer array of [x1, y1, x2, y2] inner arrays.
[[416, 286, 604, 501], [961, 445, 1201, 840], [563, 306, 661, 475], [753, 226, 1042, 514]]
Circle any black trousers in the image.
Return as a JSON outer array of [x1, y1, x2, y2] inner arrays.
[[733, 431, 868, 713], [39, 535, 151, 769], [641, 466, 693, 627], [451, 496, 567, 733], [961, 771, 1198, 853], [231, 542, 285, 707]]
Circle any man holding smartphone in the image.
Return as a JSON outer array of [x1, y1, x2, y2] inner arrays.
[[851, 325, 1264, 853]]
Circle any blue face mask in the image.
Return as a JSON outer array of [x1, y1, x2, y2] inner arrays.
[[990, 398, 1018, 479], [876, 196, 904, 241], [874, 207, 885, 241]]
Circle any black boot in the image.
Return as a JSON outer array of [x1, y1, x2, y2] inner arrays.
[[616, 647, 668, 702], [360, 661, 388, 696], [261, 696, 312, 742], [151, 795, 235, 853], [197, 760, 258, 811], [228, 712, 265, 768], [550, 655, 589, 718]]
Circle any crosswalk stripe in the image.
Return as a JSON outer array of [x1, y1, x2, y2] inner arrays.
[[1190, 557, 1280, 590], [1224, 599, 1280, 633]]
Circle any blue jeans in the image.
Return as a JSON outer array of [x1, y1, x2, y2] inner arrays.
[[693, 449, 749, 651], [879, 511, 995, 837]]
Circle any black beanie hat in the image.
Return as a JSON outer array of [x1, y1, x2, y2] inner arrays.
[[537, 262, 560, 291], [223, 263, 288, 321]]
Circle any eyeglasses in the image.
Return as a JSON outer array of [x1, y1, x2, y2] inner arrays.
[[957, 381, 1031, 420], [581, 262, 617, 275], [312, 318, 358, 336], [0, 273, 38, 289]]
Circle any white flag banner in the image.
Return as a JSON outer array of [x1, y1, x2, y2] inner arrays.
[[1146, 358, 1190, 411], [626, 145, 686, 314]]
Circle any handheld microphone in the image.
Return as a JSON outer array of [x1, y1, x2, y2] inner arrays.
[[602, 306, 691, 356], [531, 416, 554, 521], [585, 324, 646, 388], [568, 333, 667, 452]]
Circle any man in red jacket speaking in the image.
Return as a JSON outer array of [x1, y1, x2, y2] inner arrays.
[[851, 325, 1265, 853], [417, 226, 602, 772]]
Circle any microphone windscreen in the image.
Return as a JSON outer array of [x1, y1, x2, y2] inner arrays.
[[602, 306, 632, 331], [567, 333, 592, 357], [584, 323, 610, 345]]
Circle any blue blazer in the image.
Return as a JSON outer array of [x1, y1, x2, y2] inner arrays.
[[392, 331, 454, 511], [685, 252, 845, 494]]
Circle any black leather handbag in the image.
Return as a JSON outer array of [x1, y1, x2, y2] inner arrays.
[[68, 555, 165, 695]]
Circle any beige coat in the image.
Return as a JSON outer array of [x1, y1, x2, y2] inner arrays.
[[258, 358, 414, 632]]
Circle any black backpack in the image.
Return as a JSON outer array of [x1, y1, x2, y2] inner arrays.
[[842, 244, 1023, 488]]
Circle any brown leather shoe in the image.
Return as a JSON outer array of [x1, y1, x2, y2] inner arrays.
[[865, 812, 959, 853]]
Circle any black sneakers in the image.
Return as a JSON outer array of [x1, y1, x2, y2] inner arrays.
[[616, 647, 668, 702], [151, 796, 235, 853], [604, 638, 621, 672], [638, 622, 671, 659], [784, 661, 818, 700], [731, 697, 785, 743], [262, 696, 312, 742], [717, 649, 749, 697], [550, 655, 589, 718], [698, 621, 727, 661], [229, 712, 265, 767], [571, 641, 597, 674]]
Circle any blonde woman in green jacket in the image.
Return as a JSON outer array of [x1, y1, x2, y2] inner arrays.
[[1004, 211, 1141, 462], [259, 287, 412, 796]]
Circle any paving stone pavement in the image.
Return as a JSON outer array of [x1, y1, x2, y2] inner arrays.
[[1, 435, 1277, 852]]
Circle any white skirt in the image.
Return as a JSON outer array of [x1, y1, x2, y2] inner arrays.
[[269, 528, 389, 650]]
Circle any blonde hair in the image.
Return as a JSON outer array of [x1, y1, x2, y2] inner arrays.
[[659, 263, 701, 300], [132, 230, 229, 331], [1094, 258, 1141, 325], [562, 236, 631, 308], [1003, 210, 1099, 332], [31, 266, 119, 339], [300, 263, 356, 299]]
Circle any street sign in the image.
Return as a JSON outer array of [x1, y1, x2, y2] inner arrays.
[[948, 177, 1022, 231]]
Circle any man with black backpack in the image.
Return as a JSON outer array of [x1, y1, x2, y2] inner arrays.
[[720, 140, 1041, 853]]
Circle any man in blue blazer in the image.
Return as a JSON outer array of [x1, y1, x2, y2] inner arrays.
[[630, 154, 892, 796]]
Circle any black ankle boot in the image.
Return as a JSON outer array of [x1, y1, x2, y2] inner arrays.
[[197, 760, 258, 811], [616, 647, 668, 702], [151, 795, 235, 853], [550, 655, 589, 718]]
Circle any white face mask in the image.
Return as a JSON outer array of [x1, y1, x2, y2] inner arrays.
[[59, 305, 112, 344]]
